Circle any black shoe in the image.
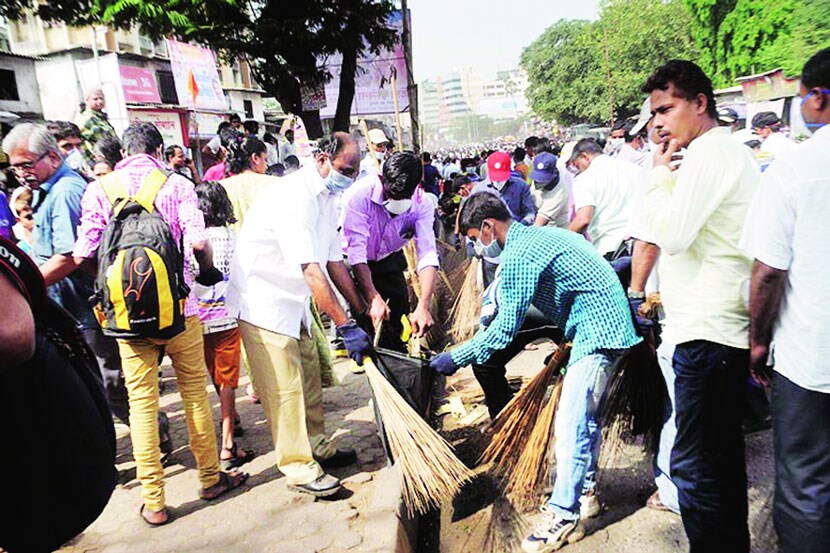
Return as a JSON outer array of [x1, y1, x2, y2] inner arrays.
[[314, 448, 357, 469], [288, 473, 341, 497]]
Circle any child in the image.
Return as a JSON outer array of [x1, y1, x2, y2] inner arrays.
[[194, 182, 254, 470], [10, 187, 34, 256]]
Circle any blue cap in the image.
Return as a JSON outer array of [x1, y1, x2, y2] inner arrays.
[[529, 152, 559, 185]]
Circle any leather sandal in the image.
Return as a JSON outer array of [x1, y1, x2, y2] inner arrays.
[[200, 470, 249, 501], [220, 443, 256, 471]]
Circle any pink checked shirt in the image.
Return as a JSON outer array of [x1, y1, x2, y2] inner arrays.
[[73, 154, 208, 317]]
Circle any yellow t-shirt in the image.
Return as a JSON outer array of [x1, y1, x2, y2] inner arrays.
[[219, 172, 277, 232]]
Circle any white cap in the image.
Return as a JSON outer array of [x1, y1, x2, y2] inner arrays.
[[368, 128, 390, 144], [630, 97, 653, 136]]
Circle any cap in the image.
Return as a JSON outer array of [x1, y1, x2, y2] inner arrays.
[[487, 151, 511, 181], [630, 98, 653, 136], [529, 152, 559, 185], [718, 107, 739, 125], [368, 128, 390, 145], [559, 141, 576, 165], [751, 111, 781, 130]]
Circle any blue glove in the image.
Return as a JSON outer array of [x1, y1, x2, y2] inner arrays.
[[430, 352, 460, 376], [336, 319, 372, 365], [628, 296, 654, 331]]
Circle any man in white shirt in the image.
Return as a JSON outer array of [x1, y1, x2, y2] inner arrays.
[[617, 119, 650, 167], [529, 151, 570, 228], [752, 111, 797, 159], [278, 129, 297, 164], [567, 139, 637, 257], [642, 59, 759, 552], [227, 132, 372, 498], [742, 48, 830, 553], [359, 128, 391, 176]]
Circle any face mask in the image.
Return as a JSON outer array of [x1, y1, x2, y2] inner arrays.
[[474, 222, 502, 258], [324, 164, 354, 193], [383, 198, 411, 215], [491, 180, 507, 191], [64, 148, 84, 171], [609, 138, 624, 147]]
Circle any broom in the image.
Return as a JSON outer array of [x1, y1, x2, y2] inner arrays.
[[449, 257, 483, 342], [479, 342, 571, 479], [364, 322, 474, 515]]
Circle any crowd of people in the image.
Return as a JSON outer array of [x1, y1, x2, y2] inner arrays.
[[1, 46, 829, 553]]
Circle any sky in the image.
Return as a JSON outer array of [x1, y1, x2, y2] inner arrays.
[[409, 0, 600, 83]]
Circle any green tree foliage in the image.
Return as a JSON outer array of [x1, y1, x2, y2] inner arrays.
[[0, 0, 397, 137], [521, 0, 698, 125]]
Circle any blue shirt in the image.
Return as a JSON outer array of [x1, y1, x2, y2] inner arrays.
[[472, 176, 537, 225], [0, 192, 12, 239], [422, 163, 441, 196], [32, 163, 96, 328], [450, 223, 640, 367]]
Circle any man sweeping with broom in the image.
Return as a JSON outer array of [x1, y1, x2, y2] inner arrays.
[[429, 192, 640, 551]]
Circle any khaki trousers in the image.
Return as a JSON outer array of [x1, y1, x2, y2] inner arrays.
[[239, 320, 334, 485], [117, 317, 220, 511]]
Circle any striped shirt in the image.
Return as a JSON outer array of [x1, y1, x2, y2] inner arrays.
[[73, 154, 207, 317], [450, 223, 640, 367]]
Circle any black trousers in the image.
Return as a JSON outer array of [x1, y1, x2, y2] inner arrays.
[[472, 308, 563, 419], [368, 250, 410, 353], [773, 372, 830, 553], [671, 340, 750, 553]]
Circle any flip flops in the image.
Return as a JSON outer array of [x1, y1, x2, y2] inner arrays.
[[220, 443, 256, 471], [199, 470, 249, 501], [139, 504, 172, 527]]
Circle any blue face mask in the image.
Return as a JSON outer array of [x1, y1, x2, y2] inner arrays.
[[325, 164, 355, 193], [474, 222, 502, 258]]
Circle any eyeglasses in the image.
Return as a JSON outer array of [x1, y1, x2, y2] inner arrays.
[[9, 152, 48, 174]]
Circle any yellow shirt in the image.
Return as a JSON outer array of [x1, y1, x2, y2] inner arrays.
[[644, 127, 760, 349], [219, 172, 277, 232]]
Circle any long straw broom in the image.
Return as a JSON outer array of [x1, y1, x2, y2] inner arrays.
[[449, 257, 482, 342], [363, 323, 474, 516], [479, 342, 571, 479]]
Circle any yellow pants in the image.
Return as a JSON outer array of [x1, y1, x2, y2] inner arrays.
[[239, 320, 335, 485], [117, 316, 220, 511]]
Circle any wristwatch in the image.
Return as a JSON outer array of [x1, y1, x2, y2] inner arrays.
[[627, 289, 646, 299]]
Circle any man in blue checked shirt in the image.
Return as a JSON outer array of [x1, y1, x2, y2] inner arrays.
[[430, 192, 640, 552]]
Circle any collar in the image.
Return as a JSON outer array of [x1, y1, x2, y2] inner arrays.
[[370, 176, 386, 205], [305, 163, 328, 198], [115, 153, 165, 171], [487, 176, 514, 191], [505, 220, 522, 245], [41, 162, 73, 193], [88, 108, 108, 119]]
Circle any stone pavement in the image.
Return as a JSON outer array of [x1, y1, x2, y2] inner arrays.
[[59, 357, 407, 553]]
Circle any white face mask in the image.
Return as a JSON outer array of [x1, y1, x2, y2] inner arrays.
[[64, 148, 84, 171], [383, 198, 412, 215], [609, 137, 624, 147], [491, 180, 507, 191]]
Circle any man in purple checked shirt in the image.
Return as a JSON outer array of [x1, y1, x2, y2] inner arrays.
[[342, 151, 439, 351]]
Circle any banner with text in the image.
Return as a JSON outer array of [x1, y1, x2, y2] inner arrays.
[[166, 39, 228, 110]]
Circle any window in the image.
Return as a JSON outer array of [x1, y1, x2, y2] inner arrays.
[[0, 69, 19, 101], [243, 99, 254, 119], [157, 71, 179, 104]]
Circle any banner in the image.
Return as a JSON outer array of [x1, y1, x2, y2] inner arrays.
[[166, 39, 228, 110], [127, 109, 186, 147], [318, 10, 409, 117], [119, 66, 161, 104]]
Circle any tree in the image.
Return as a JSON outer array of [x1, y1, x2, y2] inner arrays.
[[0, 0, 397, 138], [682, 0, 738, 84], [521, 0, 698, 125]]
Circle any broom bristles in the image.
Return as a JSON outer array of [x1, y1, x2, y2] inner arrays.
[[449, 258, 482, 342], [363, 359, 474, 515], [504, 377, 563, 510], [479, 343, 571, 479]]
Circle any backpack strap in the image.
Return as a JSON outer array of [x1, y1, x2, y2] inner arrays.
[[133, 168, 172, 213], [100, 171, 130, 215]]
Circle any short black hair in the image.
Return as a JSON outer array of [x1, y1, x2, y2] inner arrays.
[[93, 135, 123, 168], [46, 120, 81, 141], [219, 126, 242, 148], [283, 155, 300, 169], [262, 132, 276, 145], [122, 122, 163, 156], [623, 119, 645, 142], [195, 181, 236, 228], [569, 138, 603, 162], [802, 48, 830, 89], [243, 120, 259, 135], [535, 137, 552, 154], [513, 147, 526, 161], [164, 144, 183, 161], [421, 151, 432, 163], [382, 151, 421, 199], [266, 163, 285, 176], [226, 136, 267, 174], [752, 111, 781, 131], [216, 121, 231, 134], [642, 59, 718, 119], [458, 192, 511, 234], [229, 113, 241, 123], [285, 129, 294, 139], [524, 136, 539, 150]]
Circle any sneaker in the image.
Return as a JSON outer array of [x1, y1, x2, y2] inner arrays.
[[522, 512, 585, 552], [579, 492, 601, 518]]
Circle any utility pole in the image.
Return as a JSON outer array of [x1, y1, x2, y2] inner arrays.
[[401, 0, 420, 153]]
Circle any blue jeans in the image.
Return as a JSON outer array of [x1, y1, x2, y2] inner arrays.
[[546, 349, 625, 520], [671, 340, 749, 553], [654, 341, 680, 514]]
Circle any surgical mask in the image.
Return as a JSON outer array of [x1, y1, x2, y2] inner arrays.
[[324, 165, 354, 193], [383, 198, 411, 215], [474, 223, 502, 258], [491, 180, 507, 191], [609, 137, 624, 147], [64, 148, 84, 171]]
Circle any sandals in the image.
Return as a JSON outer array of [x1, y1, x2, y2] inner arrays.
[[139, 504, 171, 527], [647, 490, 671, 512], [200, 470, 249, 501], [220, 443, 256, 471]]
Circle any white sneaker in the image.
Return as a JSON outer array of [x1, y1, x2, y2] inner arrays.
[[579, 492, 601, 518], [522, 512, 585, 552]]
